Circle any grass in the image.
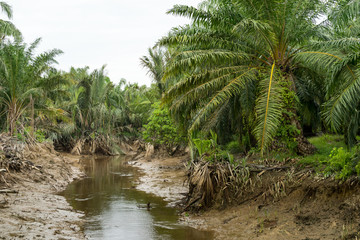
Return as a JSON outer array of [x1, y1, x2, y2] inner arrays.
[[243, 134, 347, 171], [298, 134, 346, 170]]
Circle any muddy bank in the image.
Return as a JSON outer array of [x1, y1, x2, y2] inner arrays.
[[183, 178, 360, 240], [0, 139, 86, 240], [130, 153, 360, 240], [130, 153, 189, 207]]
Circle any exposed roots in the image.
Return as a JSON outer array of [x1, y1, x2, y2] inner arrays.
[[0, 133, 56, 187], [185, 160, 257, 210], [69, 135, 122, 156]]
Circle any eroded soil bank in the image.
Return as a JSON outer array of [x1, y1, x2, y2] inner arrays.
[[131, 153, 360, 240], [0, 137, 85, 240], [2, 135, 360, 240]]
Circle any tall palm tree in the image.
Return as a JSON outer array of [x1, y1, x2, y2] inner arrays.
[[159, 0, 328, 155], [297, 0, 360, 148], [64, 66, 112, 135], [140, 47, 169, 96], [0, 39, 63, 135]]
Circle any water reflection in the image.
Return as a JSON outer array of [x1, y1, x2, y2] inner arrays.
[[62, 156, 213, 240]]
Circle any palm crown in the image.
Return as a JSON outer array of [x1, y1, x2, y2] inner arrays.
[[159, 0, 329, 155]]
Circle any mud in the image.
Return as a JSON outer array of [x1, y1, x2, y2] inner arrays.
[[0, 144, 85, 240], [184, 179, 360, 239], [131, 153, 360, 240], [130, 153, 189, 207], [3, 139, 360, 240]]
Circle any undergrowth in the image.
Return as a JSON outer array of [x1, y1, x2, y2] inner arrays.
[[299, 134, 360, 180], [298, 134, 346, 170], [186, 133, 360, 211]]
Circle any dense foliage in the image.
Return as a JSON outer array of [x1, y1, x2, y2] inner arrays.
[[158, 0, 328, 156], [1, 0, 360, 166]]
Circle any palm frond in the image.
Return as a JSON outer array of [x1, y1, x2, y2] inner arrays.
[[323, 67, 360, 132], [188, 68, 257, 132], [254, 68, 283, 155], [0, 1, 12, 19]]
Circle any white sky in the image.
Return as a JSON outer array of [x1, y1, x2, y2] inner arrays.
[[9, 0, 202, 86]]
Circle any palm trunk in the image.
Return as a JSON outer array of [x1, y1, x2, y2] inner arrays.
[[290, 111, 316, 155], [8, 111, 14, 136], [8, 98, 18, 136], [30, 94, 34, 137], [287, 76, 316, 155]]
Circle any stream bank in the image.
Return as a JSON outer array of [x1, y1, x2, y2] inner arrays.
[[130, 153, 190, 207], [130, 152, 360, 240], [2, 135, 360, 240], [0, 135, 86, 239]]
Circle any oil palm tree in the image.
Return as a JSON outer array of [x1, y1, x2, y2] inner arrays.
[[140, 47, 169, 96], [297, 0, 360, 148], [0, 39, 63, 135], [65, 66, 112, 135], [159, 0, 328, 155]]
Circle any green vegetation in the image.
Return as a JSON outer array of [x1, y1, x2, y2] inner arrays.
[[299, 135, 346, 169], [298, 134, 360, 180], [142, 102, 186, 152], [156, 0, 360, 184], [225, 140, 243, 154], [324, 147, 355, 180], [2, 0, 360, 181], [191, 131, 234, 163], [159, 0, 328, 156]]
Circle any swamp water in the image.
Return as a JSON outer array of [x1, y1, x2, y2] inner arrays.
[[62, 156, 213, 240]]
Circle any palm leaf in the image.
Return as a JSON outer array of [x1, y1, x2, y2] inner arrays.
[[254, 65, 283, 156], [189, 68, 257, 132]]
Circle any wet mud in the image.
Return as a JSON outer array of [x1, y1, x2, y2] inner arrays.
[[131, 154, 360, 240], [0, 143, 85, 240]]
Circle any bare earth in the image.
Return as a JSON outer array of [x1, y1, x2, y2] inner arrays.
[[2, 143, 360, 240], [131, 153, 360, 240], [0, 145, 85, 240], [130, 153, 189, 207]]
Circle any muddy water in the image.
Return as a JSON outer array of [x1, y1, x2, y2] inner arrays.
[[62, 156, 213, 240]]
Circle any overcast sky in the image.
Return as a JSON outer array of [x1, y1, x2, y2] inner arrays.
[[9, 0, 202, 86]]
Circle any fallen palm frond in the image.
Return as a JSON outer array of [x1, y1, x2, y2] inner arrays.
[[185, 159, 257, 210], [184, 158, 300, 211], [69, 134, 122, 156]]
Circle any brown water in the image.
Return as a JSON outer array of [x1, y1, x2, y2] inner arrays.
[[62, 156, 213, 240]]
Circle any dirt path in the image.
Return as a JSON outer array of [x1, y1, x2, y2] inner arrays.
[[130, 153, 360, 240], [0, 144, 86, 240]]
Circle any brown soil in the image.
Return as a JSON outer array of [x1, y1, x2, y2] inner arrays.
[[131, 153, 360, 240], [184, 178, 360, 240], [0, 142, 85, 240]]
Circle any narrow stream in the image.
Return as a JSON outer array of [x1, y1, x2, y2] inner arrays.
[[61, 156, 213, 240]]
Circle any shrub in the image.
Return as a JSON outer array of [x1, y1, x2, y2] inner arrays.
[[191, 131, 233, 163], [324, 146, 360, 180], [142, 102, 185, 151]]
